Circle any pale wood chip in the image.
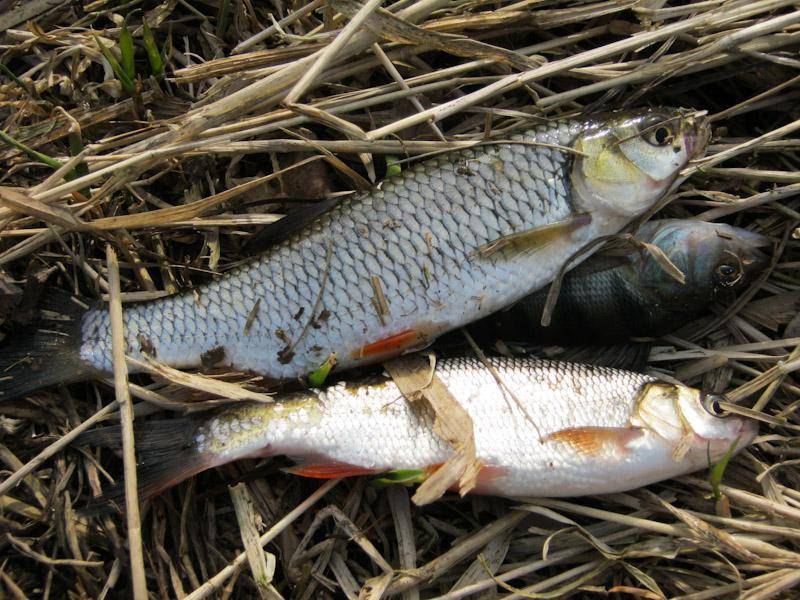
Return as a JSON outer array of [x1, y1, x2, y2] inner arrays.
[[384, 354, 481, 505]]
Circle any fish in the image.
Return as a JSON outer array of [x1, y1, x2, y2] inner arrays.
[[0, 109, 709, 399], [79, 357, 756, 502], [494, 219, 770, 344]]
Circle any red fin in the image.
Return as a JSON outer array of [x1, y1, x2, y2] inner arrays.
[[352, 329, 429, 360], [545, 427, 643, 456], [469, 463, 507, 494], [285, 461, 378, 479], [476, 464, 506, 485]]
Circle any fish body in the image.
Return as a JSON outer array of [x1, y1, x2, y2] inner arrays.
[[83, 357, 755, 500], [0, 109, 709, 398], [501, 220, 769, 343]]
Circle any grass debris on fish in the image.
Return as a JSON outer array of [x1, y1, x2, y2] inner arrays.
[[78, 357, 755, 505], [0, 109, 709, 399]]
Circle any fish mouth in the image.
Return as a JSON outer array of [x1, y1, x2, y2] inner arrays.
[[697, 417, 758, 462], [737, 415, 759, 443], [734, 230, 771, 278], [683, 114, 711, 160], [745, 245, 771, 274], [737, 229, 772, 248]]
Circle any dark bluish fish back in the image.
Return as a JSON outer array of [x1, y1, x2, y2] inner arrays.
[[497, 219, 770, 344]]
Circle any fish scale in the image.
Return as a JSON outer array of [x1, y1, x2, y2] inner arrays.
[[78, 121, 586, 378]]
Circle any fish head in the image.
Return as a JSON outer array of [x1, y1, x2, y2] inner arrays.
[[634, 382, 757, 463], [634, 220, 771, 300], [573, 108, 710, 218]]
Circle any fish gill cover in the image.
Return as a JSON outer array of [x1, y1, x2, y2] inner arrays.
[[0, 1, 798, 598]]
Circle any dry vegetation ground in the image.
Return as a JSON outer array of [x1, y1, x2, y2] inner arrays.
[[1, 0, 800, 598]]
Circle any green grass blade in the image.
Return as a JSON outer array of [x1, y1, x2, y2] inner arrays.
[[709, 435, 741, 501], [0, 129, 63, 169], [216, 0, 231, 39], [308, 353, 337, 387], [142, 21, 164, 77], [0, 63, 30, 94], [93, 33, 136, 96], [373, 470, 426, 487], [120, 23, 136, 82], [68, 130, 89, 179], [386, 155, 402, 177]]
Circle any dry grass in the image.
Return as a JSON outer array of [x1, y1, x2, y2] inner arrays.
[[0, 0, 799, 598]]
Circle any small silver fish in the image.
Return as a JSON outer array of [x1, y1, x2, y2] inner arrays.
[[80, 357, 755, 501], [0, 109, 709, 398]]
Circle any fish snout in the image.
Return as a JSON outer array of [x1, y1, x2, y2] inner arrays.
[[683, 114, 711, 160], [736, 415, 759, 445], [745, 244, 771, 274], [737, 229, 772, 249], [735, 231, 771, 281], [699, 416, 757, 464]]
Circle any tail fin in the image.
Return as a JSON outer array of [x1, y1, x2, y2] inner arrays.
[[0, 292, 97, 400], [76, 418, 211, 507]]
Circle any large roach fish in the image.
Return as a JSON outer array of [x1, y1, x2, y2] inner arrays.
[[0, 109, 708, 398]]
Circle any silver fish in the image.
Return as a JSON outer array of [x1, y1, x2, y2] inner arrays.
[[80, 357, 755, 501], [0, 109, 709, 398]]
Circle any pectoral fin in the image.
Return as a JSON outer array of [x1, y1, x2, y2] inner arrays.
[[478, 213, 592, 258], [352, 328, 431, 360], [544, 426, 643, 456]]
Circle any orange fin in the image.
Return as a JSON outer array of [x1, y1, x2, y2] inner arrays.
[[476, 464, 506, 485], [285, 461, 378, 479], [352, 328, 430, 360], [545, 427, 643, 456]]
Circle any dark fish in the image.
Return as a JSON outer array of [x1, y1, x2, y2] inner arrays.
[[496, 220, 770, 344]]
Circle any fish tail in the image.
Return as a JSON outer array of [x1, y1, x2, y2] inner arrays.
[[76, 417, 212, 510], [0, 292, 97, 400]]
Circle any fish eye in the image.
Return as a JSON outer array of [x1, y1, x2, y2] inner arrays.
[[714, 262, 741, 287], [702, 393, 729, 417], [643, 123, 674, 147]]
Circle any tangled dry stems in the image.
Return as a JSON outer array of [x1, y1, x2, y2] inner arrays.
[[0, 0, 799, 598]]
